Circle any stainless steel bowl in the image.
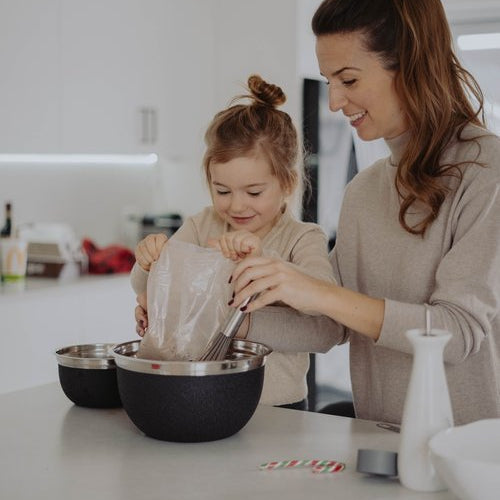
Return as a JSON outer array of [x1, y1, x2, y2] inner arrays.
[[55, 343, 117, 369], [113, 338, 272, 442], [112, 338, 271, 375], [55, 343, 121, 408]]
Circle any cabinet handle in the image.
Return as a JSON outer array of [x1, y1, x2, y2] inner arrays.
[[150, 108, 158, 145], [140, 107, 150, 144]]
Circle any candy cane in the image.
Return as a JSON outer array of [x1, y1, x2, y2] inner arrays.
[[312, 461, 345, 474], [259, 459, 318, 470], [259, 459, 345, 473]]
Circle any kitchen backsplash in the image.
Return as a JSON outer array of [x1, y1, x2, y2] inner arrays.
[[0, 156, 209, 249]]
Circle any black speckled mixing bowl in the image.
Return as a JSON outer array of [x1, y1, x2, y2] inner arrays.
[[113, 339, 272, 442], [55, 343, 122, 408]]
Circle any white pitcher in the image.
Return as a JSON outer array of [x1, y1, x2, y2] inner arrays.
[[398, 328, 454, 491]]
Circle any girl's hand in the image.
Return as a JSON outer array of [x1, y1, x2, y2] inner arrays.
[[208, 230, 262, 261], [230, 256, 330, 315], [135, 233, 168, 271], [135, 293, 148, 336]]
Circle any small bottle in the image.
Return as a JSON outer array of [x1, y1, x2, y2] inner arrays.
[[0, 202, 12, 238]]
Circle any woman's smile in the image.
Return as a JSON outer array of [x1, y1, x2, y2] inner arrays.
[[316, 32, 408, 141]]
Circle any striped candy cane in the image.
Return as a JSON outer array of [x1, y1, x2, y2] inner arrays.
[[259, 459, 317, 470], [312, 461, 345, 474], [259, 459, 345, 473]]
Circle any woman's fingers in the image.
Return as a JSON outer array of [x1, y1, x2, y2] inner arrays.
[[229, 256, 327, 314], [231, 256, 281, 288], [229, 257, 287, 308]]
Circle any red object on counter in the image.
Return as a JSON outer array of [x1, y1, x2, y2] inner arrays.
[[82, 238, 135, 274]]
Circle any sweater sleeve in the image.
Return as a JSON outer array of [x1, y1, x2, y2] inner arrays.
[[247, 306, 345, 353], [378, 166, 500, 364], [247, 244, 345, 353], [289, 226, 336, 283]]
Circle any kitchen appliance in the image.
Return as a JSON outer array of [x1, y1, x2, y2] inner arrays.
[[130, 212, 183, 240], [55, 343, 122, 408], [113, 338, 271, 442]]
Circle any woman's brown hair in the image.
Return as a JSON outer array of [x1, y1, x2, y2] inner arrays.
[[203, 75, 299, 195], [312, 0, 485, 235]]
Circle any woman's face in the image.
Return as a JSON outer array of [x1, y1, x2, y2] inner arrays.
[[316, 31, 408, 141], [209, 153, 286, 239]]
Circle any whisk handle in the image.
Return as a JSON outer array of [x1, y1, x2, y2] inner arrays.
[[220, 293, 259, 339]]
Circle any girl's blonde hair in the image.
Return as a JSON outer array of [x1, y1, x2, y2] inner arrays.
[[203, 75, 299, 195], [312, 0, 485, 235]]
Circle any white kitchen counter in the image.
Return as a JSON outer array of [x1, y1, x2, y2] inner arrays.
[[0, 275, 137, 394], [0, 383, 455, 500]]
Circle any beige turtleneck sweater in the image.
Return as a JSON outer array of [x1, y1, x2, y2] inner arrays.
[[130, 207, 334, 406], [248, 124, 500, 425]]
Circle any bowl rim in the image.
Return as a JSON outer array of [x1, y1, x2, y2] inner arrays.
[[55, 343, 117, 370], [113, 339, 272, 376], [429, 418, 500, 465]]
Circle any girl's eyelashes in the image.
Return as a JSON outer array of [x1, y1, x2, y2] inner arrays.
[[215, 190, 263, 197]]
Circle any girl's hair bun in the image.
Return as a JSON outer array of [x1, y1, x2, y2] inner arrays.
[[247, 74, 286, 108]]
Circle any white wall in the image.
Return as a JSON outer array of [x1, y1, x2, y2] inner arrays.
[[212, 0, 300, 123], [0, 160, 161, 247], [0, 1, 304, 246], [442, 0, 500, 23]]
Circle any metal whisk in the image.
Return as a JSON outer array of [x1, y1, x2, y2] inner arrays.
[[199, 294, 258, 361]]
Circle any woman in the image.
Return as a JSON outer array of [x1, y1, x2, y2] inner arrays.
[[230, 0, 500, 425]]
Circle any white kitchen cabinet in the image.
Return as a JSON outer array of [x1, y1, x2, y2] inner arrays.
[[61, 0, 171, 154], [0, 0, 60, 153], [0, 0, 215, 157]]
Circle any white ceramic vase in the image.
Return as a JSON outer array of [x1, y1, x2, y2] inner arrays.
[[398, 328, 454, 492]]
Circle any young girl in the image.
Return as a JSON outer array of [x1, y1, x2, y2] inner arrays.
[[131, 74, 335, 410]]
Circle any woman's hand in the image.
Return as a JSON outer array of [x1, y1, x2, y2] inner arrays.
[[135, 292, 148, 336], [134, 233, 168, 271], [230, 256, 330, 315], [208, 230, 262, 261], [231, 256, 385, 340]]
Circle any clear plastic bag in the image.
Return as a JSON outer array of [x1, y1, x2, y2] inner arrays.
[[137, 240, 235, 361]]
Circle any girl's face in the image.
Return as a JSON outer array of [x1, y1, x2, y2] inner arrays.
[[209, 154, 287, 239], [316, 31, 408, 141]]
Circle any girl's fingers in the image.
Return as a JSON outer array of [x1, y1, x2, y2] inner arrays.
[[153, 234, 168, 254], [135, 234, 168, 269], [218, 236, 231, 258], [206, 238, 220, 250]]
